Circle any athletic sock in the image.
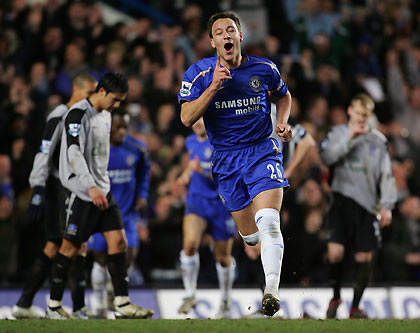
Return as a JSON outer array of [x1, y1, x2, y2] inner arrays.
[[329, 262, 343, 300], [69, 254, 87, 312], [17, 251, 52, 308], [49, 253, 73, 306], [91, 261, 108, 312], [216, 257, 235, 302], [107, 252, 128, 297], [256, 208, 283, 298], [180, 250, 200, 298], [352, 261, 372, 308]]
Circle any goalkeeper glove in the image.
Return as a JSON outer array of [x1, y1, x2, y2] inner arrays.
[[27, 186, 45, 221]]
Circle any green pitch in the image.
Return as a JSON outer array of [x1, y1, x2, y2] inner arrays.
[[1, 319, 419, 333]]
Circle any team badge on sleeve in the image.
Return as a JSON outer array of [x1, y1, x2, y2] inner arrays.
[[68, 123, 81, 137], [180, 81, 192, 97], [41, 139, 51, 154]]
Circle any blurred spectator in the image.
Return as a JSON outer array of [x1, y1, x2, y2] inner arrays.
[[0, 154, 17, 284], [54, 43, 87, 98], [380, 196, 420, 282]]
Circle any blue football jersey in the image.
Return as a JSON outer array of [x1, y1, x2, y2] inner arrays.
[[185, 134, 218, 198], [108, 135, 150, 218], [178, 55, 288, 150]]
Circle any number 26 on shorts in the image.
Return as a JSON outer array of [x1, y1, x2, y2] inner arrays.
[[267, 163, 284, 182]]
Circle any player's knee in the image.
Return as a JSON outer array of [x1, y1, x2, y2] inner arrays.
[[255, 208, 282, 241], [239, 230, 260, 246], [110, 234, 127, 253], [183, 240, 199, 255], [215, 254, 231, 267], [328, 251, 343, 264]]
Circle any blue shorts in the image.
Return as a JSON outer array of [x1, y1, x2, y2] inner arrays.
[[211, 138, 289, 212], [87, 214, 139, 252], [185, 193, 236, 241]]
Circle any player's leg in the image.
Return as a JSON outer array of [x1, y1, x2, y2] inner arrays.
[[325, 192, 349, 319], [252, 187, 284, 316], [14, 176, 62, 319], [88, 232, 109, 317], [213, 238, 235, 318], [68, 243, 94, 319], [46, 238, 81, 319], [326, 242, 345, 318], [350, 251, 372, 319], [178, 213, 207, 314], [13, 241, 59, 319], [46, 192, 98, 319], [101, 194, 153, 319], [350, 207, 379, 319]]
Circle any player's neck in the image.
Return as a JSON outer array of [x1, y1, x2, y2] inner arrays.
[[88, 95, 103, 112], [223, 53, 244, 69]]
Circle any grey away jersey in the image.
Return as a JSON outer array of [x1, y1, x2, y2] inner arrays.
[[320, 125, 397, 214], [29, 104, 68, 188], [59, 99, 111, 201]]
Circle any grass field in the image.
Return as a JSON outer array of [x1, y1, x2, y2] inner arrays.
[[1, 319, 420, 333]]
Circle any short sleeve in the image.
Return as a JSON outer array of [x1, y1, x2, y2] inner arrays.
[[178, 63, 207, 103]]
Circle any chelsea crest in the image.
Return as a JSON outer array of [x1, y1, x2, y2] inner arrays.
[[249, 75, 261, 92]]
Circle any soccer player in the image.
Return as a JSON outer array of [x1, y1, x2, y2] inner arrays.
[[12, 74, 97, 319], [46, 72, 154, 319], [88, 110, 150, 318], [177, 117, 236, 318], [320, 94, 397, 319], [242, 103, 316, 318], [178, 12, 292, 316]]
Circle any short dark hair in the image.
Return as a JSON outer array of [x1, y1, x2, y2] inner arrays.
[[208, 12, 241, 38], [96, 72, 129, 94]]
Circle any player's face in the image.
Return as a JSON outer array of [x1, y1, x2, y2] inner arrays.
[[79, 81, 96, 99], [73, 80, 96, 102], [99, 89, 127, 111], [348, 101, 371, 127], [192, 117, 206, 137], [210, 18, 243, 62], [111, 115, 128, 145]]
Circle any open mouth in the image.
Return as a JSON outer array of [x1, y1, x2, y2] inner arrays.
[[224, 42, 233, 52]]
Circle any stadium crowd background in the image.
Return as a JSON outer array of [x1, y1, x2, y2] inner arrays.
[[0, 0, 419, 290]]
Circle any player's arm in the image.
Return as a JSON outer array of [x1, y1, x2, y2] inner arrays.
[[29, 115, 62, 188], [28, 114, 62, 220], [319, 127, 361, 167], [65, 109, 108, 209], [377, 147, 397, 228], [274, 91, 292, 142], [268, 62, 292, 142], [284, 130, 316, 179], [134, 145, 151, 212], [181, 57, 231, 127]]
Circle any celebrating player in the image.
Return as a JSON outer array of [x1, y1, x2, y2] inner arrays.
[[12, 74, 96, 319], [320, 94, 397, 319], [177, 117, 236, 318], [88, 111, 150, 318], [46, 72, 153, 319], [178, 12, 292, 316]]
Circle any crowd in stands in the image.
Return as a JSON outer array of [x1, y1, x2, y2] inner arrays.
[[0, 0, 419, 287]]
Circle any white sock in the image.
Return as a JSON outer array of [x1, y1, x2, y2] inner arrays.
[[91, 261, 107, 311], [216, 257, 236, 302], [256, 208, 284, 298], [180, 250, 200, 298]]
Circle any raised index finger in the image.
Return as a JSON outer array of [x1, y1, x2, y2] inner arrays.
[[216, 56, 221, 68]]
